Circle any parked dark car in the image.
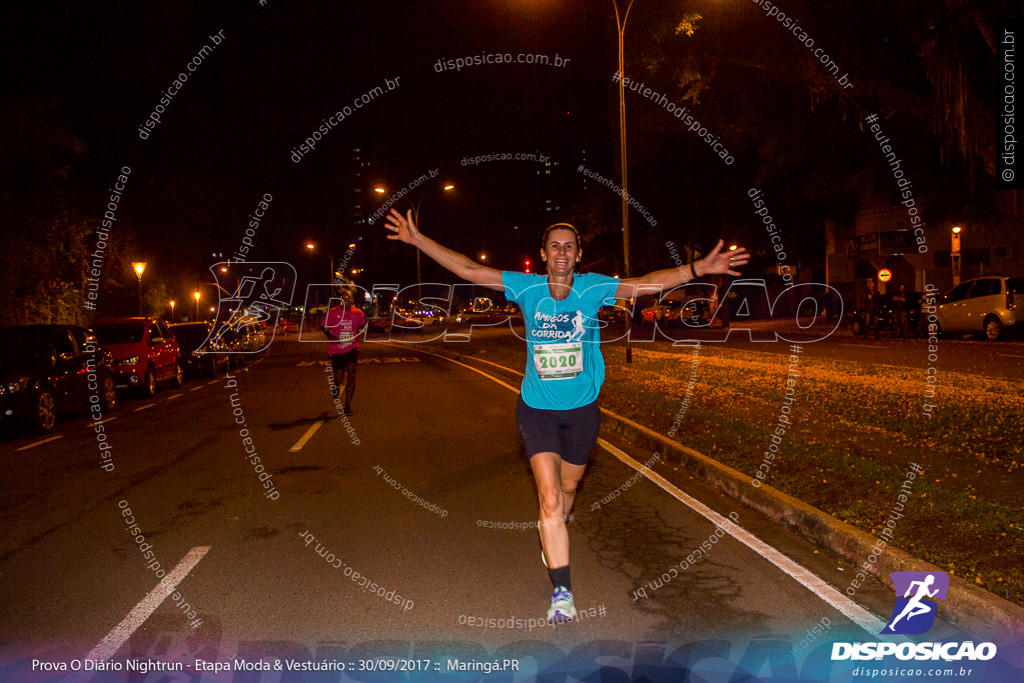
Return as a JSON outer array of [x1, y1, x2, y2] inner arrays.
[[849, 292, 922, 336], [597, 305, 627, 324], [0, 324, 117, 433], [93, 317, 182, 396], [170, 322, 231, 378]]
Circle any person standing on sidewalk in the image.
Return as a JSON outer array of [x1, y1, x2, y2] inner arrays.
[[384, 209, 749, 623], [865, 279, 881, 339], [891, 284, 910, 339]]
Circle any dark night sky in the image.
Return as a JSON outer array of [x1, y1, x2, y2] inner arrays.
[[5, 1, 617, 297], [5, 1, 1015, 311]]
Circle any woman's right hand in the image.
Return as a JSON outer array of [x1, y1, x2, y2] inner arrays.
[[384, 209, 420, 246]]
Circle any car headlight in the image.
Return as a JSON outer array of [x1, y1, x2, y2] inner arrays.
[[117, 355, 141, 366], [1, 377, 30, 395]]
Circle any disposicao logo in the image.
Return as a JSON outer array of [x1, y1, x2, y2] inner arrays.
[[831, 571, 997, 662], [882, 571, 948, 635]]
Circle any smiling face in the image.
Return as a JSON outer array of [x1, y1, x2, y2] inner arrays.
[[541, 227, 580, 277]]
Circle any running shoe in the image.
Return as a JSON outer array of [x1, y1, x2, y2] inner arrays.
[[547, 586, 577, 623]]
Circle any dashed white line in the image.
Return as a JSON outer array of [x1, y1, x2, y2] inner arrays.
[[80, 546, 210, 666], [132, 403, 156, 413], [166, 393, 184, 400], [15, 435, 64, 451], [289, 420, 325, 451]]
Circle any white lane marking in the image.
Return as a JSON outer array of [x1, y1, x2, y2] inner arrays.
[[418, 348, 891, 636], [15, 435, 64, 452], [206, 379, 220, 385], [597, 437, 889, 637], [89, 417, 117, 427], [166, 393, 184, 400], [289, 420, 325, 452], [998, 353, 1024, 358], [190, 385, 205, 392], [132, 403, 156, 413], [82, 546, 210, 665]]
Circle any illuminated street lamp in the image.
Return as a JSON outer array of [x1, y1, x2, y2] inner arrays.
[[131, 262, 147, 315], [169, 300, 176, 322], [193, 290, 200, 320], [951, 226, 962, 286], [375, 182, 455, 302]]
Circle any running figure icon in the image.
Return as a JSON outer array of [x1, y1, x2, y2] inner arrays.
[[566, 310, 586, 342], [886, 574, 939, 631]]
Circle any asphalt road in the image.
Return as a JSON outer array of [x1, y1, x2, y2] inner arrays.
[[0, 333, 990, 674]]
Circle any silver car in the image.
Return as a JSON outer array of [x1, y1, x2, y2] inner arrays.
[[936, 276, 1023, 340]]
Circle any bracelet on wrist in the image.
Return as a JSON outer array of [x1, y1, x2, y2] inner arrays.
[[690, 261, 699, 280]]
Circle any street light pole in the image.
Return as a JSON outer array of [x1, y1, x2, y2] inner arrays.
[[951, 226, 962, 286], [613, 0, 636, 363], [375, 183, 454, 307]]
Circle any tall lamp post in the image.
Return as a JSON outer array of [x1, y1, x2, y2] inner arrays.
[[131, 262, 147, 316], [169, 300, 175, 322], [193, 290, 200, 321], [951, 226, 962, 286], [375, 183, 454, 304], [613, 0, 636, 362]]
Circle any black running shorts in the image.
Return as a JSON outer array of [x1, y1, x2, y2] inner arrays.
[[515, 396, 601, 466], [329, 348, 359, 369]]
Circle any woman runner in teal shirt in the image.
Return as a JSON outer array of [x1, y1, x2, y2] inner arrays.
[[385, 210, 748, 623]]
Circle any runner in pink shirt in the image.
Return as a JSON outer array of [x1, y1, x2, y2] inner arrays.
[[321, 291, 366, 416]]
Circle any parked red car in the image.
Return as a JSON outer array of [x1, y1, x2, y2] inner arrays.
[[93, 317, 182, 396]]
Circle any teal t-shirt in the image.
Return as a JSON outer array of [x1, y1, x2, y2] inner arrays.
[[502, 271, 621, 410]]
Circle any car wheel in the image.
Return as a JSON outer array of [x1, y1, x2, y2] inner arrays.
[[141, 367, 158, 397], [101, 375, 117, 411], [170, 362, 184, 387], [983, 316, 1004, 341], [31, 388, 58, 433], [850, 318, 864, 336]]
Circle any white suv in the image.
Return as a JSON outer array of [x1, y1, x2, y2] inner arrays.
[[936, 276, 1023, 340]]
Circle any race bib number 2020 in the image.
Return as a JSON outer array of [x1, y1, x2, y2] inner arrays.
[[533, 342, 583, 380]]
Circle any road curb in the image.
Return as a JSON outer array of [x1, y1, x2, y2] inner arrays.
[[598, 407, 1024, 640]]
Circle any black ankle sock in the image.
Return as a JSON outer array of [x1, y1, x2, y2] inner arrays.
[[550, 565, 571, 592]]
